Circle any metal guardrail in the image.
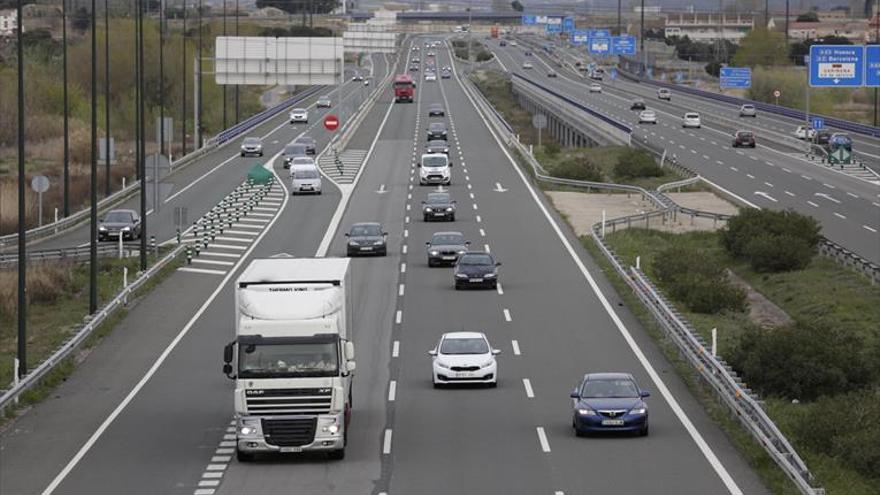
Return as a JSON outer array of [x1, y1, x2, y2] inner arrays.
[[461, 71, 827, 495], [1, 86, 324, 252], [0, 243, 134, 267]]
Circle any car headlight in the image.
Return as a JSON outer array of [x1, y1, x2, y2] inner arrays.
[[455, 273, 468, 278], [578, 408, 596, 416], [99, 226, 107, 231], [240, 426, 258, 435], [425, 207, 433, 212], [457, 250, 466, 255], [429, 250, 439, 256], [484, 272, 496, 278], [373, 240, 384, 246], [348, 240, 358, 246], [629, 407, 647, 415], [435, 361, 450, 369], [445, 207, 453, 212], [322, 424, 340, 434], [479, 360, 494, 368], [121, 226, 131, 231]]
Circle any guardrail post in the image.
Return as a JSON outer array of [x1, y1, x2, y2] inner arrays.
[[150, 236, 157, 256], [13, 358, 19, 405], [601, 210, 606, 239], [636, 256, 640, 270], [118, 233, 123, 259], [54, 208, 59, 234], [123, 266, 129, 304], [176, 229, 181, 245], [711, 328, 717, 357]]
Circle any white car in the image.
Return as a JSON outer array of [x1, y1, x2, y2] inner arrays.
[[638, 110, 658, 124], [289, 108, 308, 124], [289, 160, 322, 195], [522, 62, 533, 69], [657, 88, 671, 100], [316, 96, 332, 108], [510, 41, 518, 47], [794, 126, 816, 140], [429, 332, 500, 388], [419, 153, 451, 186], [682, 112, 701, 129], [588, 83, 602, 93], [240, 136, 263, 157], [425, 72, 437, 81]]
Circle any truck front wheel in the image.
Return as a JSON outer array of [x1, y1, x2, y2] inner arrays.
[[327, 448, 345, 460], [236, 449, 255, 462]]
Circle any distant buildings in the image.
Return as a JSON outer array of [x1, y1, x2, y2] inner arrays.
[[0, 9, 17, 38], [664, 13, 754, 44], [786, 19, 868, 42]]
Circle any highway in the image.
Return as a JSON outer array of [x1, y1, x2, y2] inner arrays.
[[2, 38, 770, 495], [491, 40, 880, 264]]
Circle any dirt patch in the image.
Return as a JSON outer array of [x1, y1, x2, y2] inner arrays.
[[727, 270, 794, 329], [665, 192, 739, 216]]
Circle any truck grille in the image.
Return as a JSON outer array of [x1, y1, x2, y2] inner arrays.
[[262, 418, 317, 447], [245, 388, 332, 416]]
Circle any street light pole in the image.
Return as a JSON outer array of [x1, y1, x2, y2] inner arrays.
[[181, 0, 187, 155], [160, 0, 165, 158], [222, 0, 227, 130], [197, 0, 203, 149], [617, 0, 621, 35], [17, 0, 28, 376], [90, 0, 98, 314], [640, 0, 645, 53], [62, 0, 70, 217], [234, 0, 239, 123], [138, 0, 147, 270], [104, 0, 111, 197]]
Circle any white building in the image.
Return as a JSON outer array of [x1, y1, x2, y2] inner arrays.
[[0, 9, 18, 37], [664, 13, 754, 44]]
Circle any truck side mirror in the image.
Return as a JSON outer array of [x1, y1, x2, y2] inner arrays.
[[416, 162, 421, 167], [223, 342, 234, 363], [344, 233, 350, 237], [345, 341, 355, 361]]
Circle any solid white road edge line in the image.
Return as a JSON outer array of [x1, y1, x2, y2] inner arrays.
[[454, 62, 744, 495]]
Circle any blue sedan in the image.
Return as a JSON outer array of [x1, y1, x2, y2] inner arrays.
[[570, 372, 650, 437]]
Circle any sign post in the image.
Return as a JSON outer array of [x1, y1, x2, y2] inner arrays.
[[30, 175, 50, 227], [773, 89, 781, 105], [532, 114, 547, 149]]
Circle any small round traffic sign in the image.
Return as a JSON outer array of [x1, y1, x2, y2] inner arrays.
[[324, 114, 339, 131], [31, 175, 50, 193], [773, 89, 781, 98]]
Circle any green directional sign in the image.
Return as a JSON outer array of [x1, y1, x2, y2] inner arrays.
[[828, 148, 852, 165]]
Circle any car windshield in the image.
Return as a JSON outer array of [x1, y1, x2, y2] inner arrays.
[[104, 211, 132, 223], [459, 254, 492, 266], [239, 342, 338, 378], [439, 337, 489, 355], [430, 123, 446, 131], [423, 156, 448, 168], [394, 81, 413, 88], [243, 137, 260, 145], [284, 145, 307, 155], [295, 137, 315, 145], [686, 113, 699, 118], [350, 224, 381, 236], [738, 132, 753, 138], [642, 111, 655, 116], [430, 104, 442, 111], [743, 105, 754, 110], [292, 108, 306, 113], [581, 378, 640, 398], [426, 193, 450, 204], [294, 169, 319, 179], [431, 233, 464, 245]]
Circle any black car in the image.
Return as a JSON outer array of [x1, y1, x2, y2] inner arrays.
[[630, 99, 646, 111], [409, 64, 420, 72], [428, 103, 445, 117], [281, 143, 309, 169], [345, 222, 388, 256], [813, 129, 833, 148], [570, 372, 650, 437], [426, 231, 469, 267], [453, 252, 500, 290], [422, 192, 456, 221], [98, 209, 142, 241], [732, 130, 756, 148], [427, 122, 448, 140], [547, 71, 558, 78], [426, 139, 449, 155], [294, 135, 317, 155]]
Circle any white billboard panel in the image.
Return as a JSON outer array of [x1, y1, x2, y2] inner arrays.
[[215, 36, 344, 86], [343, 31, 398, 53]]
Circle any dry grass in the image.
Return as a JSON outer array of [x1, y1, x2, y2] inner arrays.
[[0, 262, 74, 318]]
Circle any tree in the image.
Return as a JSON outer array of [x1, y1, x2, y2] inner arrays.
[[510, 0, 524, 12], [71, 6, 91, 32], [796, 11, 820, 22], [732, 28, 789, 67], [790, 36, 852, 65], [255, 0, 339, 15]]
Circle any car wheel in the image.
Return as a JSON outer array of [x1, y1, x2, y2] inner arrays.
[[491, 280, 498, 289], [433, 380, 443, 389], [428, 259, 435, 268], [454, 282, 461, 290], [327, 448, 345, 460], [449, 214, 455, 222], [380, 248, 387, 257], [236, 449, 255, 462], [240, 152, 245, 157], [639, 422, 649, 437], [423, 214, 430, 222], [347, 249, 355, 257], [488, 380, 498, 388]]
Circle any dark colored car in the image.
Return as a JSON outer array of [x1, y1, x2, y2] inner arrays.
[[427, 122, 448, 140], [499, 40, 507, 47], [547, 71, 558, 78], [98, 209, 142, 241], [453, 252, 500, 290], [409, 64, 420, 72], [282, 143, 309, 169], [813, 129, 833, 148], [570, 372, 650, 437], [630, 99, 646, 111], [345, 222, 388, 256], [732, 130, 756, 148], [422, 192, 456, 222], [524, 50, 532, 56], [428, 103, 445, 117], [426, 231, 469, 267], [294, 135, 317, 155], [426, 138, 449, 155]]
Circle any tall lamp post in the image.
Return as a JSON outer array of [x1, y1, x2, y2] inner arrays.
[[182, 0, 187, 155], [62, 0, 70, 217], [17, 0, 28, 376], [89, 0, 98, 314], [104, 0, 111, 197]]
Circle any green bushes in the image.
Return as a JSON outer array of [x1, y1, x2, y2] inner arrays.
[[729, 322, 872, 401], [721, 209, 821, 272], [653, 246, 747, 314], [613, 148, 664, 180], [551, 156, 603, 182]]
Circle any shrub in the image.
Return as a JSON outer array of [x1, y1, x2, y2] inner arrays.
[[613, 148, 663, 180], [721, 208, 821, 272], [551, 156, 603, 182], [542, 141, 561, 157], [475, 51, 493, 62], [729, 321, 872, 401], [743, 233, 814, 272], [653, 246, 747, 314]]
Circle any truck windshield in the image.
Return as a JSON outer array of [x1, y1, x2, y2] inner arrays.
[[394, 82, 413, 89], [239, 342, 338, 378]]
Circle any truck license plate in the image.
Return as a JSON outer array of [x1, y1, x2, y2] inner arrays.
[[280, 446, 303, 453]]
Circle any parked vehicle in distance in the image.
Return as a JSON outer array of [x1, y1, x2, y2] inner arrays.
[[294, 135, 317, 155], [739, 104, 757, 117], [657, 88, 671, 100], [522, 62, 533, 69], [682, 112, 701, 129], [427, 122, 448, 140], [426, 139, 449, 155], [794, 126, 816, 140], [630, 99, 646, 111], [393, 74, 416, 103], [409, 64, 420, 72], [419, 153, 452, 186], [289, 161, 322, 195], [547, 71, 558, 78], [524, 50, 532, 56], [732, 130, 756, 148], [510, 41, 518, 46], [588, 83, 602, 93], [429, 332, 500, 388], [428, 103, 445, 117], [426, 231, 469, 266], [421, 192, 456, 222], [289, 108, 308, 124], [411, 57, 420, 64], [589, 70, 603, 80], [240, 136, 263, 157], [453, 251, 500, 290], [98, 209, 142, 241], [316, 95, 332, 108], [638, 110, 657, 124], [571, 372, 650, 437], [499, 40, 507, 47], [345, 222, 388, 256], [282, 143, 309, 169]]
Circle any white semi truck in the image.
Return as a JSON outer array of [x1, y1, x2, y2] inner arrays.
[[223, 258, 355, 462]]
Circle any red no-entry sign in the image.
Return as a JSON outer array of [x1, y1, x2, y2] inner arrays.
[[324, 114, 339, 131]]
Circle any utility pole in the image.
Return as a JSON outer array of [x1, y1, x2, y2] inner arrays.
[[181, 0, 187, 155], [104, 0, 111, 197], [90, 0, 98, 314], [235, 0, 239, 123], [62, 0, 70, 217], [197, 0, 203, 149], [222, 0, 227, 130], [764, 0, 769, 30], [875, 0, 879, 126], [617, 0, 621, 35], [640, 0, 645, 72], [160, 0, 165, 158], [785, 0, 789, 47], [138, 0, 147, 270], [17, 0, 28, 376]]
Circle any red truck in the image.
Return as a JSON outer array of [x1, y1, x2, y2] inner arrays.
[[393, 74, 415, 103]]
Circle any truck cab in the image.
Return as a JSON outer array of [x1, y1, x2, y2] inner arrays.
[[393, 74, 416, 103], [224, 258, 355, 462]]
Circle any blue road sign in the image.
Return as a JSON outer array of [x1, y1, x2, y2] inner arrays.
[[563, 16, 575, 32], [719, 67, 751, 89], [611, 35, 636, 55], [610, 68, 618, 80], [866, 45, 880, 86], [811, 117, 825, 130], [646, 67, 653, 79], [546, 23, 562, 33], [675, 71, 684, 83], [809, 45, 864, 87], [522, 15, 537, 25], [570, 30, 589, 45], [590, 29, 611, 38], [588, 37, 611, 55]]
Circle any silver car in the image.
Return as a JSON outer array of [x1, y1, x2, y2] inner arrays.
[[316, 96, 332, 108], [425, 231, 469, 266], [289, 108, 308, 123], [739, 104, 757, 117], [638, 110, 657, 124], [240, 137, 263, 157]]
